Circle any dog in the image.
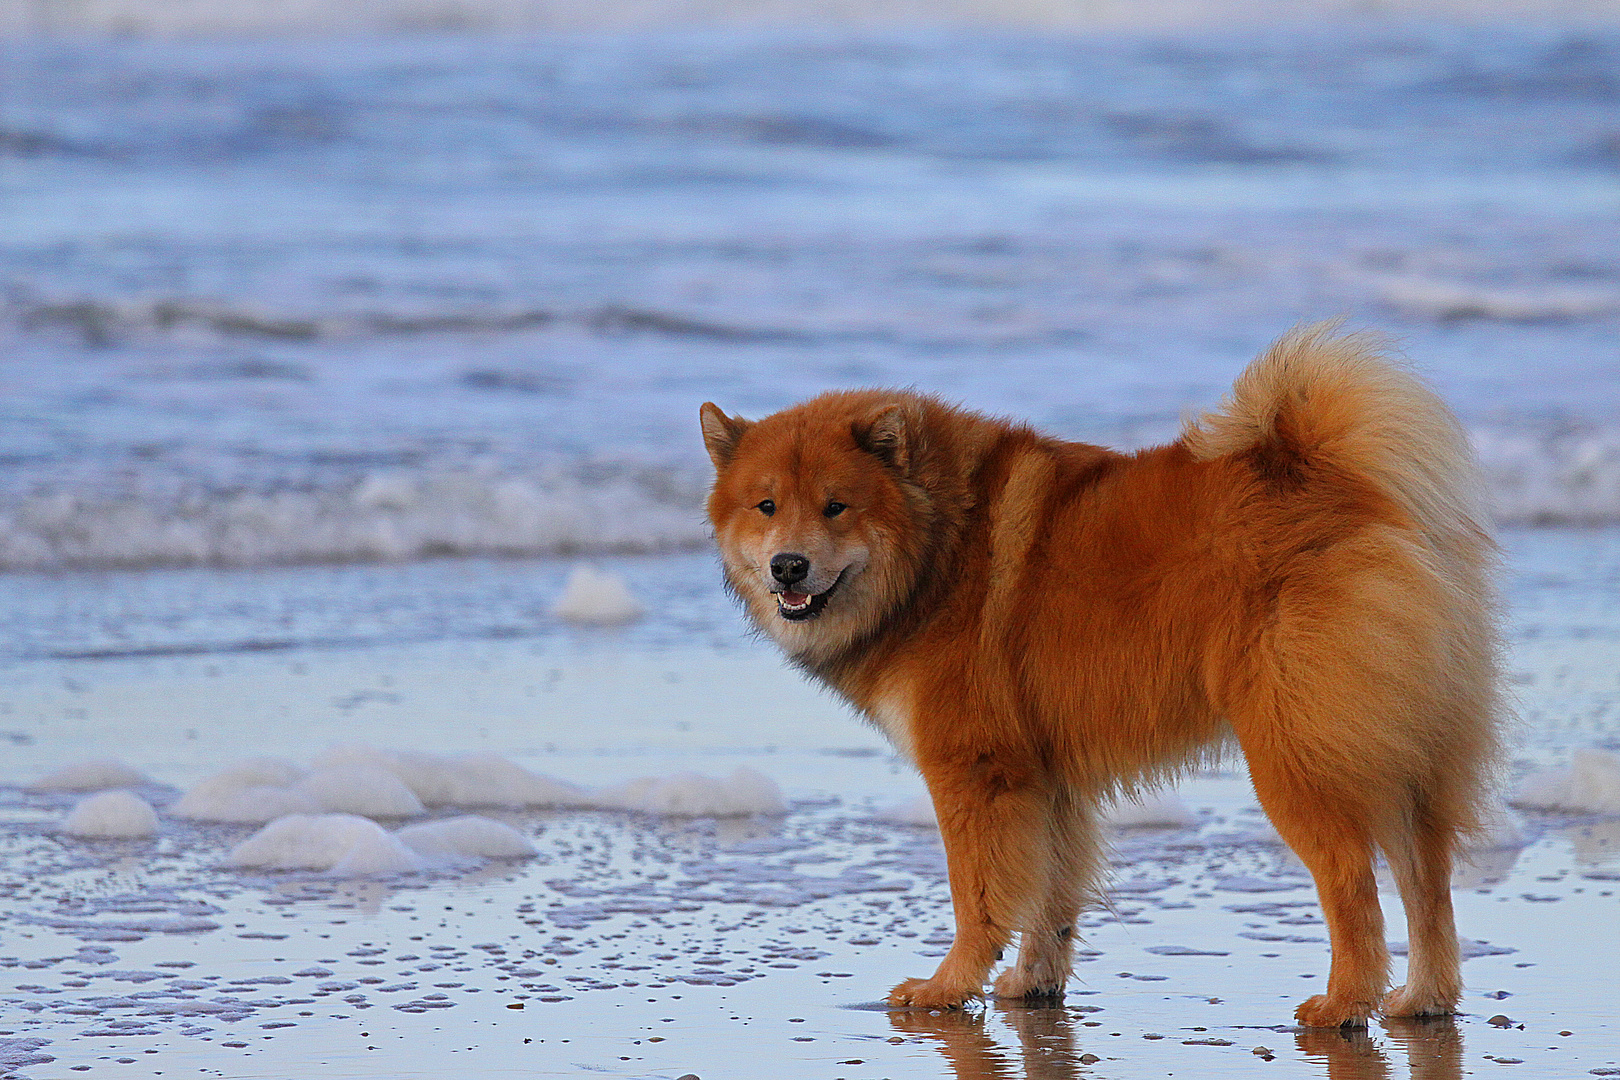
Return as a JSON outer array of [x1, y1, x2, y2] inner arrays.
[[700, 325, 1501, 1027]]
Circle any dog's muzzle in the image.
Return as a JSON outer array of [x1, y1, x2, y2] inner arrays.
[[773, 567, 846, 621]]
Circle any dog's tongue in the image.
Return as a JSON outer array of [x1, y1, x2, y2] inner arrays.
[[781, 590, 810, 606]]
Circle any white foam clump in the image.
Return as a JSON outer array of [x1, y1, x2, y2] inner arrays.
[[27, 758, 153, 792], [395, 816, 538, 862], [170, 758, 317, 823], [60, 790, 160, 839], [1104, 789, 1199, 828], [294, 765, 425, 818], [318, 746, 782, 816], [871, 795, 938, 827], [1510, 749, 1620, 815], [184, 745, 783, 822], [595, 767, 786, 817], [172, 757, 424, 823], [552, 564, 645, 625], [869, 788, 1196, 829], [315, 745, 588, 809], [227, 813, 537, 877], [1469, 801, 1529, 850], [226, 814, 426, 876]]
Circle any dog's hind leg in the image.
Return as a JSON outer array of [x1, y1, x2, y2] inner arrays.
[[1382, 795, 1464, 1017], [888, 752, 1053, 1010], [993, 786, 1099, 1001], [1230, 682, 1391, 1030], [1246, 756, 1389, 1027]]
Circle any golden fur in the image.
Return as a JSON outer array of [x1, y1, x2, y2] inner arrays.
[[700, 325, 1502, 1026]]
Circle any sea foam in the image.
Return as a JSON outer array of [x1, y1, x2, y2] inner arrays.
[[395, 816, 538, 862], [172, 758, 428, 822], [293, 766, 426, 819], [227, 813, 538, 877], [2, 426, 1619, 576], [168, 746, 785, 822], [1510, 749, 1620, 815], [0, 471, 708, 572], [870, 795, 938, 827], [594, 767, 786, 817], [225, 814, 426, 876], [27, 759, 154, 793], [60, 791, 161, 839], [552, 565, 646, 625], [1470, 801, 1530, 850], [1105, 789, 1200, 828], [171, 759, 320, 824], [869, 788, 1198, 829], [1376, 277, 1620, 323], [313, 745, 589, 809]]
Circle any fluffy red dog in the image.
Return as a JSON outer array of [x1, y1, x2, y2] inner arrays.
[[700, 326, 1501, 1027]]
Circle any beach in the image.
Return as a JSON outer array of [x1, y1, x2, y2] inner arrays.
[[0, 528, 1617, 1078], [3, 12, 1620, 1077]]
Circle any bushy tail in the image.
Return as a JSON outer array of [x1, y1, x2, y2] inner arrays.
[[1181, 322, 1492, 562]]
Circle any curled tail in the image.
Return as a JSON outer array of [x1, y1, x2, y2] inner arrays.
[[1181, 322, 1492, 563]]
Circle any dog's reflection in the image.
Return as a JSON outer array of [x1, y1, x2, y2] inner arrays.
[[888, 1001, 1085, 1080], [1297, 1018, 1464, 1080], [889, 1003, 1464, 1080]]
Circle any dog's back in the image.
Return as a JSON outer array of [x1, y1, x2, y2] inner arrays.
[[992, 328, 1499, 806]]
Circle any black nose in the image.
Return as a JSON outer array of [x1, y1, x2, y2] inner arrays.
[[770, 553, 810, 585]]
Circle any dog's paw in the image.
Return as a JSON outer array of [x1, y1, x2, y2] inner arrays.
[[888, 976, 983, 1010], [1382, 983, 1458, 1018], [992, 968, 1065, 1001], [1294, 994, 1375, 1029]]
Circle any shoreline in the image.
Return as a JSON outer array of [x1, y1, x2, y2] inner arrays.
[[0, 529, 1615, 1077]]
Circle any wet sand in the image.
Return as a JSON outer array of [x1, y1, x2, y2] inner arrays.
[[2, 529, 1618, 1078]]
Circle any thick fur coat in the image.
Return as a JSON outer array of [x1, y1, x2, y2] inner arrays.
[[700, 326, 1502, 1026]]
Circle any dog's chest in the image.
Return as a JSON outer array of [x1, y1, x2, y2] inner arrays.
[[865, 691, 914, 762]]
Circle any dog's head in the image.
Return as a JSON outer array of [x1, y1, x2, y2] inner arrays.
[[700, 392, 925, 662]]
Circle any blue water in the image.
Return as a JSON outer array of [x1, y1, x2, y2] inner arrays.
[[2, 24, 1618, 573], [2, 30, 1619, 1079]]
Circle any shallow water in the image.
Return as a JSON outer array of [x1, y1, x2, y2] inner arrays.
[[0, 529, 1617, 1078], [2, 791, 1617, 1078], [3, 25, 1620, 572], [4, 18, 1619, 1077]]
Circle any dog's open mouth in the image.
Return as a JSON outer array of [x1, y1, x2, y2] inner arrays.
[[775, 569, 846, 622]]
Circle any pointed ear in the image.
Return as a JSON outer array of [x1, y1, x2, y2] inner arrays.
[[699, 402, 751, 470], [853, 403, 910, 471]]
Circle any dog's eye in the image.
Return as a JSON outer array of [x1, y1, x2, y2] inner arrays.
[[755, 500, 775, 516], [823, 501, 847, 518]]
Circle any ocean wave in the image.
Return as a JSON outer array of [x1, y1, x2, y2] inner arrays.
[[14, 298, 547, 347], [1476, 427, 1620, 526], [1374, 277, 1620, 323], [9, 297, 805, 347], [0, 427, 1616, 572], [0, 471, 711, 571]]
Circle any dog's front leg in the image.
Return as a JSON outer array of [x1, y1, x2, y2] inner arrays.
[[993, 786, 1098, 1001], [888, 753, 1049, 1010]]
